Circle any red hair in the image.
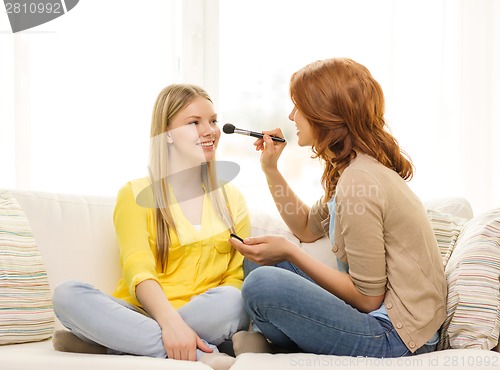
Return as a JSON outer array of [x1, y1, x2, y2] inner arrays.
[[290, 58, 413, 201]]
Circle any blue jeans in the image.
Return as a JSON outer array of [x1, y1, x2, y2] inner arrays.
[[52, 280, 249, 359], [244, 258, 313, 282], [242, 266, 433, 358]]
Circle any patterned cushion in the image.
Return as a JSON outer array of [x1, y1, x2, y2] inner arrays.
[[426, 209, 468, 266], [438, 208, 500, 350], [0, 190, 55, 344]]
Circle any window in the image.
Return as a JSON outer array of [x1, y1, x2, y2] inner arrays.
[[0, 0, 178, 195]]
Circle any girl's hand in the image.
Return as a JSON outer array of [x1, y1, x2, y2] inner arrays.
[[253, 129, 286, 173], [229, 234, 299, 266], [161, 319, 212, 361]]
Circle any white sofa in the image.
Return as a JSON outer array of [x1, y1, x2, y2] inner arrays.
[[1, 190, 499, 370]]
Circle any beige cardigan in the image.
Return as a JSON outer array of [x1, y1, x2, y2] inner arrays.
[[308, 153, 447, 352]]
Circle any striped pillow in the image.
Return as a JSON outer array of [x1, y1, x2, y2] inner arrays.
[[0, 190, 55, 344], [438, 208, 500, 350], [426, 209, 468, 266]]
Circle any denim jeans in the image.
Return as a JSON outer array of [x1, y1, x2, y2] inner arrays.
[[244, 258, 313, 282], [242, 266, 432, 358], [52, 280, 249, 359]]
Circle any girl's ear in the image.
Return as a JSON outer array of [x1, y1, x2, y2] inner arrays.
[[166, 133, 174, 144]]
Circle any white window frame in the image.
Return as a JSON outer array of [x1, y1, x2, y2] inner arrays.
[[178, 0, 220, 101]]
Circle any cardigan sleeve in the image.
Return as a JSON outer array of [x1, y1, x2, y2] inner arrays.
[[307, 197, 330, 237]]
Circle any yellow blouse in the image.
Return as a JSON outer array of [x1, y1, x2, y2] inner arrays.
[[112, 178, 250, 309]]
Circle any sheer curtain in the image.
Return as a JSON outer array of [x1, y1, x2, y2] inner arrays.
[[1, 0, 499, 214]]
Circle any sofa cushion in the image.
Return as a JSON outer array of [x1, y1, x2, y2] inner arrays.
[[424, 197, 474, 221], [0, 339, 214, 370], [439, 208, 500, 350], [230, 350, 500, 370], [426, 209, 468, 266], [250, 209, 336, 268], [11, 191, 120, 330], [250, 210, 301, 245], [0, 190, 55, 344]]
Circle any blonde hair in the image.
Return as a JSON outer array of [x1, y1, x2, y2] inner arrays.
[[148, 84, 234, 271], [289, 58, 414, 201]]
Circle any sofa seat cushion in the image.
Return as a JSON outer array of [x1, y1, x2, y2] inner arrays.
[[230, 350, 500, 370], [0, 340, 212, 370], [0, 190, 55, 344]]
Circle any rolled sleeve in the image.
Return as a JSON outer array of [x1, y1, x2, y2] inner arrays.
[[307, 198, 330, 237]]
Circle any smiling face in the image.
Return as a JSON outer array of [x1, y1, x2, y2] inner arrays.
[[288, 106, 314, 147], [167, 96, 221, 166]]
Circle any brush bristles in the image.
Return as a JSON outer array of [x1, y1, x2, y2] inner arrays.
[[223, 123, 235, 134]]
